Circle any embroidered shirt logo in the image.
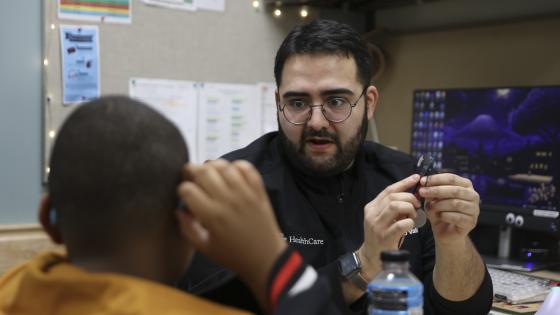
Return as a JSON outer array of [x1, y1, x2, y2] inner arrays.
[[405, 227, 419, 236], [282, 234, 325, 245]]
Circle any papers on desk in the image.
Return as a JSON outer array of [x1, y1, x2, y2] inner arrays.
[[129, 78, 274, 163]]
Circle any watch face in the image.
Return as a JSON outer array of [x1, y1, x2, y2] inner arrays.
[[339, 253, 359, 277]]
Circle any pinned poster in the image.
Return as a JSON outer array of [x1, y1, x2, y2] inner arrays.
[[198, 83, 260, 161], [129, 78, 199, 163], [258, 82, 277, 133], [58, 0, 132, 24], [59, 25, 100, 104]]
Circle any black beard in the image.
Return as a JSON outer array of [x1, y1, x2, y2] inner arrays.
[[279, 111, 369, 178]]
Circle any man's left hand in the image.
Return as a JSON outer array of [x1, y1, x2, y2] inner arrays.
[[418, 173, 480, 245]]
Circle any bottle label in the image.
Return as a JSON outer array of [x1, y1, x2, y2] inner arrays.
[[368, 283, 423, 314], [370, 289, 407, 310], [369, 307, 422, 315]]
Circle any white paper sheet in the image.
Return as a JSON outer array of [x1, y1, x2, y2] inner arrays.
[[142, 0, 195, 11], [196, 0, 225, 11], [129, 78, 199, 162], [258, 82, 277, 134], [198, 82, 260, 162]]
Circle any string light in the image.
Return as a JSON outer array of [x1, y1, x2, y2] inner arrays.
[[48, 130, 56, 138], [43, 58, 49, 66], [46, 167, 50, 174], [252, 0, 259, 8], [274, 8, 282, 17], [50, 24, 56, 30], [299, 7, 308, 18]]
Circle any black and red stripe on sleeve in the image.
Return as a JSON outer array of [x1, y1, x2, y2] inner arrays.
[[267, 247, 313, 311]]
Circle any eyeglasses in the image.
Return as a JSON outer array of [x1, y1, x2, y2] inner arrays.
[[278, 88, 367, 125]]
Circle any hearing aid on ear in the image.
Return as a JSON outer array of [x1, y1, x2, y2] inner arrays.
[[49, 208, 57, 226], [177, 200, 189, 213], [411, 155, 436, 228]]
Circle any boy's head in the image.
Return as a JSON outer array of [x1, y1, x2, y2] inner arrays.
[[40, 96, 191, 282]]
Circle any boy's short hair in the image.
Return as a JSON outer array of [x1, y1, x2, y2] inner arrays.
[[48, 96, 188, 248]]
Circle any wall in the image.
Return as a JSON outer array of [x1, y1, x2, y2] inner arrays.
[[374, 17, 560, 152], [1, 0, 306, 224], [0, 1, 43, 224], [42, 0, 307, 183]]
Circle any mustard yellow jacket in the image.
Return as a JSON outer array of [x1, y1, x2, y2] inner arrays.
[[0, 252, 251, 315]]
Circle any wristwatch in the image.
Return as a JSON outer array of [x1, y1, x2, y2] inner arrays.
[[338, 251, 368, 291]]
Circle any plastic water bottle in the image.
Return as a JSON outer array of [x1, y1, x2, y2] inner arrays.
[[367, 250, 423, 315]]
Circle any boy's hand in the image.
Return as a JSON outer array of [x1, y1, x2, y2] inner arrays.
[[176, 159, 287, 308]]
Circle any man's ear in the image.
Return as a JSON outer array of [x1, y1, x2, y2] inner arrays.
[[38, 195, 63, 244], [275, 89, 281, 111], [366, 85, 379, 120]]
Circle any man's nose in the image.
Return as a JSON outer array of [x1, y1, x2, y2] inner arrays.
[[306, 105, 330, 130]]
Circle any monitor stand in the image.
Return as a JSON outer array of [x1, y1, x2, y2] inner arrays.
[[484, 226, 559, 272], [498, 225, 512, 258]]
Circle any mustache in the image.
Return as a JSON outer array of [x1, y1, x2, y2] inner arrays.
[[298, 128, 341, 155], [301, 128, 336, 141]]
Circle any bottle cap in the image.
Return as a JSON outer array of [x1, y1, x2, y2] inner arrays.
[[381, 250, 410, 262]]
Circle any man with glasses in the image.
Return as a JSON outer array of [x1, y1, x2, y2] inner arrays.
[[180, 19, 492, 315]]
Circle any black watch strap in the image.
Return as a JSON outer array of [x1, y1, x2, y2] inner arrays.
[[338, 251, 368, 291]]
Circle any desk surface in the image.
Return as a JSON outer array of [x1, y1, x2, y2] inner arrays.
[[491, 300, 541, 314], [490, 269, 560, 315]]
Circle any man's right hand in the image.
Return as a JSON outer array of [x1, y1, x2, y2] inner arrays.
[[345, 174, 421, 302]]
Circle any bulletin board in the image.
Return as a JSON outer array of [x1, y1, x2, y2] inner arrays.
[[42, 0, 306, 180]]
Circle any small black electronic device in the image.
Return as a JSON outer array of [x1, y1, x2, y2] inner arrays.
[[412, 155, 436, 197], [416, 155, 436, 178], [411, 155, 437, 228]]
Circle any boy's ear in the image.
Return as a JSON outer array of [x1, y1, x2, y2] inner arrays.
[[38, 195, 63, 244]]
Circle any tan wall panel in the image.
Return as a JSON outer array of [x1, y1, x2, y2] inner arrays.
[[374, 17, 560, 152]]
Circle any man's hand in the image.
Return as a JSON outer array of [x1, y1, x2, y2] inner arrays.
[[418, 173, 480, 245], [345, 174, 421, 302], [418, 173, 485, 301], [176, 159, 287, 309]]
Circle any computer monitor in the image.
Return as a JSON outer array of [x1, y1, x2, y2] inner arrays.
[[410, 87, 560, 236]]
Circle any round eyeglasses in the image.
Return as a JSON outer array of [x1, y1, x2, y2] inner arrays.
[[278, 88, 367, 125]]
